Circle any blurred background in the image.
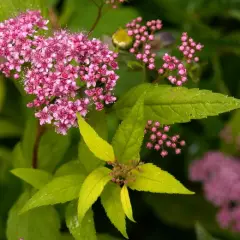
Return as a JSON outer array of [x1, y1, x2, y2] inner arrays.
[[1, 0, 240, 239]]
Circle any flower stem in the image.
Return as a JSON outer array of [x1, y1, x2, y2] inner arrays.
[[32, 123, 46, 169], [88, 3, 104, 36]]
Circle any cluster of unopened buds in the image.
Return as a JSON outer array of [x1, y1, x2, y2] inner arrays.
[[125, 17, 204, 86], [127, 17, 162, 70], [108, 160, 144, 185], [0, 10, 119, 135], [145, 120, 185, 157], [106, 0, 125, 8], [189, 152, 240, 232]]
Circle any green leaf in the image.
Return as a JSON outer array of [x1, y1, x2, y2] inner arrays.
[[120, 185, 135, 223], [195, 223, 221, 240], [77, 114, 115, 162], [6, 190, 61, 240], [101, 183, 128, 239], [66, 201, 97, 240], [114, 83, 240, 124], [12, 142, 28, 168], [21, 116, 37, 166], [11, 168, 52, 189], [0, 119, 22, 138], [55, 160, 86, 177], [112, 96, 145, 164], [0, 0, 48, 21], [128, 163, 194, 194], [78, 167, 111, 225], [78, 110, 108, 173], [21, 174, 85, 213], [38, 129, 70, 172]]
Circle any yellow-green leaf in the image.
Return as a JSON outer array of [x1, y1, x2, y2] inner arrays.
[[11, 168, 52, 189], [78, 167, 111, 225], [77, 114, 115, 162], [20, 174, 85, 213], [120, 185, 135, 223], [128, 163, 194, 194], [101, 183, 128, 239], [112, 96, 145, 164]]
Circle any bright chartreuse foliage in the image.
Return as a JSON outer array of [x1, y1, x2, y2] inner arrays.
[[6, 190, 61, 240], [101, 183, 128, 238], [78, 110, 108, 173], [20, 174, 85, 213], [66, 201, 97, 240], [78, 167, 112, 225], [120, 185, 135, 223], [11, 168, 52, 189], [54, 160, 86, 177], [128, 163, 194, 194], [77, 113, 115, 162], [114, 83, 240, 124], [112, 96, 145, 164]]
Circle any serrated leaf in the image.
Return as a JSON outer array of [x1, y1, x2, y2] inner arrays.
[[120, 185, 135, 223], [66, 201, 96, 240], [11, 168, 52, 189], [78, 167, 111, 225], [21, 174, 85, 213], [6, 190, 61, 240], [77, 114, 115, 162], [78, 110, 107, 173], [195, 223, 221, 240], [128, 163, 194, 194], [55, 160, 86, 177], [112, 96, 145, 164], [38, 129, 70, 172], [114, 83, 240, 124], [101, 183, 128, 239]]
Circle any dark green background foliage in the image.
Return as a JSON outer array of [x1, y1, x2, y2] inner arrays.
[[1, 0, 240, 239]]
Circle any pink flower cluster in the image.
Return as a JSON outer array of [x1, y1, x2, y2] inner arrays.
[[179, 32, 204, 64], [125, 18, 204, 86], [189, 152, 240, 231], [106, 0, 125, 8], [0, 11, 119, 134], [145, 120, 185, 157], [126, 17, 162, 70], [0, 10, 48, 77], [158, 54, 187, 86]]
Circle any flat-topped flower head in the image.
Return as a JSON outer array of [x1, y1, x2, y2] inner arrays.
[[0, 11, 119, 134], [0, 10, 48, 77]]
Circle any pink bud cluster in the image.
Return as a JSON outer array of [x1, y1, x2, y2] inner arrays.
[[220, 125, 240, 151], [179, 32, 204, 64], [126, 17, 204, 86], [106, 0, 125, 8], [144, 120, 185, 157], [0, 11, 119, 135], [126, 17, 163, 70], [189, 152, 240, 231], [0, 10, 48, 78], [158, 54, 187, 86]]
